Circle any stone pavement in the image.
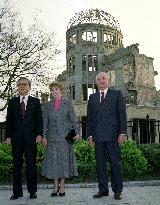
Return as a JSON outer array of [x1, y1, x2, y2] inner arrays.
[[0, 181, 160, 205]]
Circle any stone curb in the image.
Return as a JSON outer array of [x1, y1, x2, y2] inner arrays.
[[0, 180, 160, 190]]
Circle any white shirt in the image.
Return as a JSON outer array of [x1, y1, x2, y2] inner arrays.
[[99, 88, 108, 102], [20, 95, 29, 110]]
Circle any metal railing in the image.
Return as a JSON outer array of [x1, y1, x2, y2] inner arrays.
[[1, 119, 160, 144]]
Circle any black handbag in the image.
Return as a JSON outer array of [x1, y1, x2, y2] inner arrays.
[[65, 128, 76, 144]]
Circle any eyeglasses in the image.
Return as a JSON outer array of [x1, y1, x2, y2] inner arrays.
[[17, 83, 28, 87]]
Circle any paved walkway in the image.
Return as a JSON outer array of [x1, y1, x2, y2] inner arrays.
[[0, 181, 160, 205]]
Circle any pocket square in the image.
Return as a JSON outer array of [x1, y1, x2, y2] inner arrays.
[[65, 129, 76, 144]]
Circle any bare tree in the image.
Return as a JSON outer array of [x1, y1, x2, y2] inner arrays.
[[0, 0, 61, 111]]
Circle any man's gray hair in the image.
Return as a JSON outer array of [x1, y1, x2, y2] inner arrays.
[[17, 77, 31, 87], [96, 72, 109, 81]]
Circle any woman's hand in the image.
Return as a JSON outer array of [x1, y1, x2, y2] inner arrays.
[[42, 137, 48, 147], [73, 135, 81, 142]]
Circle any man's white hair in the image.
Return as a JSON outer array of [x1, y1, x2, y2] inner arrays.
[[96, 72, 108, 81]]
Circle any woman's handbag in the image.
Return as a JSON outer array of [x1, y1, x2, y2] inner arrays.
[[65, 128, 76, 144]]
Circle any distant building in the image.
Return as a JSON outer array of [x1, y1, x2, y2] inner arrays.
[[56, 9, 160, 144]]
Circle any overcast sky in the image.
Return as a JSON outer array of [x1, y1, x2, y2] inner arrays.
[[13, 0, 160, 89]]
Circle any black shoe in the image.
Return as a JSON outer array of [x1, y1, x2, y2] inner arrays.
[[30, 192, 37, 199], [51, 192, 58, 197], [51, 185, 60, 197], [10, 194, 18, 200], [114, 192, 122, 200], [59, 192, 65, 197], [93, 192, 109, 198]]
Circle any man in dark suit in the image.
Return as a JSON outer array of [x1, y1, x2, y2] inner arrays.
[[87, 72, 127, 200], [5, 77, 43, 200]]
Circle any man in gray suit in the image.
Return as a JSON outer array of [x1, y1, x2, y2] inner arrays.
[[87, 72, 127, 200]]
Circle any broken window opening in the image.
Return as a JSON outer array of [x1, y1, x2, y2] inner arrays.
[[82, 30, 97, 42], [82, 31, 87, 41], [88, 55, 98, 72], [72, 85, 75, 100], [107, 34, 111, 44], [69, 85, 75, 100], [104, 33, 107, 43], [87, 31, 92, 41], [92, 31, 97, 42], [67, 58, 72, 76], [82, 55, 87, 71], [69, 33, 77, 44], [88, 55, 92, 71], [82, 84, 98, 101], [72, 34, 77, 44], [72, 57, 75, 74], [93, 55, 98, 71], [112, 35, 115, 45], [88, 84, 97, 99], [82, 84, 87, 101]]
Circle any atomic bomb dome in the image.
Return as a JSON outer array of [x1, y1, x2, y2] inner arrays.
[[56, 9, 160, 144], [67, 9, 121, 31]]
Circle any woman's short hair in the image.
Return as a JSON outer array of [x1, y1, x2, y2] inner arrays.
[[49, 81, 64, 91]]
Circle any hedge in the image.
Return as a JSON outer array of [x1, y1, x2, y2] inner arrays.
[[0, 140, 159, 183], [138, 143, 160, 172], [120, 140, 148, 178]]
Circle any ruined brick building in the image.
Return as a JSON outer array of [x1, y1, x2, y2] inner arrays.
[[57, 9, 160, 144]]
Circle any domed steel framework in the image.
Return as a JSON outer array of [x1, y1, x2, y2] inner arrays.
[[67, 9, 121, 31]]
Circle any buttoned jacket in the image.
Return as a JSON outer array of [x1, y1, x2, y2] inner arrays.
[[87, 88, 127, 142], [43, 98, 80, 142]]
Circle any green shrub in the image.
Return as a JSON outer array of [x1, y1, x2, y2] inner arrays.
[[138, 143, 160, 172], [121, 140, 148, 178], [37, 144, 45, 164], [36, 144, 45, 181], [0, 143, 13, 182], [73, 140, 97, 181], [0, 140, 159, 183]]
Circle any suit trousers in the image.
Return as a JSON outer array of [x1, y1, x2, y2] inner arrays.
[[12, 139, 37, 195], [95, 141, 123, 193]]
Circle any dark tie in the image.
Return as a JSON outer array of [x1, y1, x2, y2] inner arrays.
[[21, 97, 25, 119], [101, 92, 104, 103]]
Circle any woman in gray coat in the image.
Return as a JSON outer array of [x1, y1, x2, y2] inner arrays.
[[41, 81, 80, 197]]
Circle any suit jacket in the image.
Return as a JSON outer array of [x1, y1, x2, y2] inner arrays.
[[5, 96, 43, 144], [87, 88, 127, 142], [43, 98, 80, 142]]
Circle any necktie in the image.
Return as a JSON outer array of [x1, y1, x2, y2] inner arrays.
[[101, 92, 104, 103], [21, 97, 25, 119]]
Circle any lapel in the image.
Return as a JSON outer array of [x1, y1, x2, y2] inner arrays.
[[94, 92, 101, 107], [49, 98, 66, 117], [59, 98, 66, 110], [95, 89, 112, 113], [101, 88, 112, 111], [103, 88, 111, 104], [49, 99, 54, 115], [26, 96, 34, 111], [94, 89, 111, 104], [15, 96, 22, 117], [91, 92, 103, 113], [25, 96, 36, 118], [55, 98, 66, 115]]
